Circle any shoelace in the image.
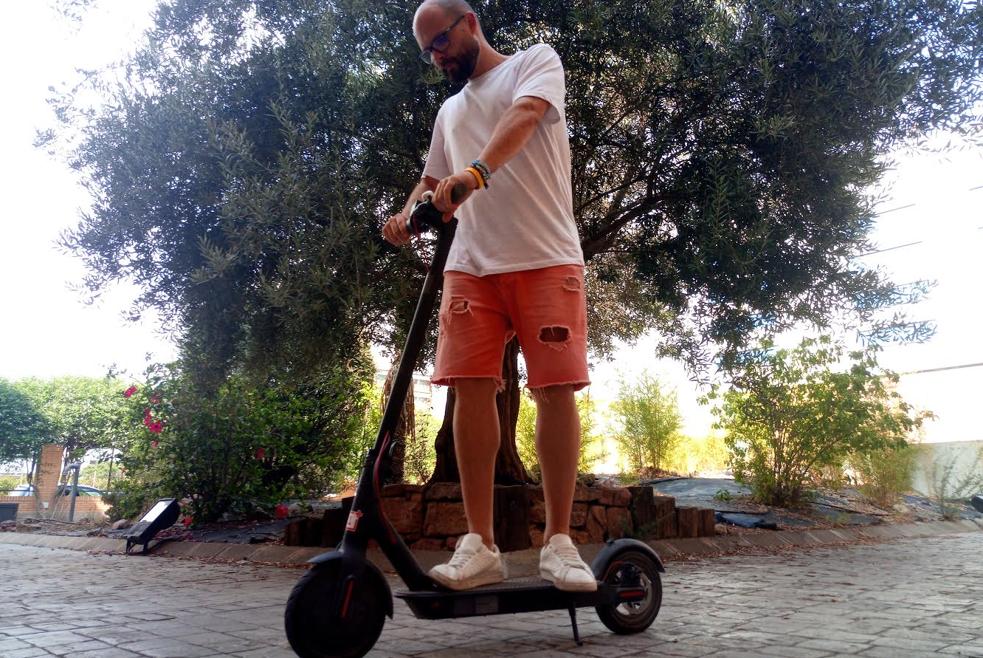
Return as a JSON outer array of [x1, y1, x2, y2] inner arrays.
[[447, 547, 477, 570], [552, 544, 590, 572]]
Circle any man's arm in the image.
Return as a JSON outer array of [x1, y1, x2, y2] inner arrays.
[[479, 96, 550, 172], [432, 96, 550, 210]]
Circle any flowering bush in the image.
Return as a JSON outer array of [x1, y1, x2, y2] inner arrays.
[[112, 358, 373, 523]]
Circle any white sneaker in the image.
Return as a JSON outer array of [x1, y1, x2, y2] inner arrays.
[[540, 533, 598, 592], [429, 533, 507, 591]]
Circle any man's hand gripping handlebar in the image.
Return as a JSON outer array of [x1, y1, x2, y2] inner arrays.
[[382, 183, 467, 246]]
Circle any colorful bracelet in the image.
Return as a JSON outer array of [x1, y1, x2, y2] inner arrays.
[[465, 166, 485, 189], [470, 159, 491, 187]]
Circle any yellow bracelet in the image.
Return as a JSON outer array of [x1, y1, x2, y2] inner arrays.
[[465, 166, 485, 189]]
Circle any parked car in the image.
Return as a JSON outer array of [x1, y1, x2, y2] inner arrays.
[[6, 484, 104, 497]]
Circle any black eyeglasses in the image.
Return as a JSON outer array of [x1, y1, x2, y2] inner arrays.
[[419, 14, 467, 63]]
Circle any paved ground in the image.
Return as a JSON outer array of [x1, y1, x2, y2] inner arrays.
[[1, 532, 981, 657]]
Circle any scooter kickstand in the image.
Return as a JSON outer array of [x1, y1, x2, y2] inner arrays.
[[567, 605, 583, 646]]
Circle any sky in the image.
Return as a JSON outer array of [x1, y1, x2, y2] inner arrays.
[[1, 2, 980, 449]]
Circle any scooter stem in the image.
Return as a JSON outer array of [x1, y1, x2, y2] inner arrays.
[[338, 185, 465, 590]]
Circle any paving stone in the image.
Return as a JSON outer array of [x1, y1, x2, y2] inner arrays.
[[4, 648, 52, 658], [2, 532, 983, 656], [21, 630, 95, 648]]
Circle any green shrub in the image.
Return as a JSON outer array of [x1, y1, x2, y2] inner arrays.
[[850, 442, 918, 506], [0, 475, 23, 494], [612, 373, 682, 475], [666, 434, 729, 476], [405, 408, 439, 485], [710, 337, 928, 506]]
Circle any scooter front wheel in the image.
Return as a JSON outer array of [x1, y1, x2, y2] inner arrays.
[[284, 559, 387, 658], [595, 549, 662, 634]]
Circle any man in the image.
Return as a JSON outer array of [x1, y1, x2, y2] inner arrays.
[[382, 0, 595, 593]]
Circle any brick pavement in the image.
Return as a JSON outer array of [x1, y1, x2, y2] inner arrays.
[[1, 532, 981, 657]]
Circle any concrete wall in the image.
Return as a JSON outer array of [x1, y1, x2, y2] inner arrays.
[[911, 440, 983, 497]]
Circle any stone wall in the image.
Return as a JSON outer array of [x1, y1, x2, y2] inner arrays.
[[287, 482, 716, 550]]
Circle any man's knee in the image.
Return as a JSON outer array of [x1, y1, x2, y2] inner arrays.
[[454, 377, 500, 402], [529, 383, 577, 407]]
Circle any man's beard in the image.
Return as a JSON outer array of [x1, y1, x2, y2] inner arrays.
[[442, 40, 479, 83]]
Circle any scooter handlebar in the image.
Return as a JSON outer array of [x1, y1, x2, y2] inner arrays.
[[406, 183, 467, 234]]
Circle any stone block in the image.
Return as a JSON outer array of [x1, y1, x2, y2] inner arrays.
[[571, 528, 592, 545], [587, 505, 607, 543], [606, 506, 633, 539], [381, 496, 423, 541], [424, 482, 462, 501], [529, 526, 544, 548], [599, 486, 631, 507], [571, 502, 588, 527], [676, 506, 700, 538], [574, 483, 601, 502], [529, 498, 546, 524], [628, 485, 655, 524], [653, 495, 677, 539], [382, 484, 407, 497], [698, 508, 716, 536], [423, 501, 468, 537], [321, 496, 353, 547]]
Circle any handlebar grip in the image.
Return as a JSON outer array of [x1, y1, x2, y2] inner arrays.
[[407, 183, 468, 234]]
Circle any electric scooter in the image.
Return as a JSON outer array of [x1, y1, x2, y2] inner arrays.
[[284, 187, 665, 658]]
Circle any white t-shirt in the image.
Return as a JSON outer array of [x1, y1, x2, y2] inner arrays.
[[422, 44, 584, 276]]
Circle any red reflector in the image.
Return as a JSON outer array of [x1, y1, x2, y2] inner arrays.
[[618, 589, 645, 599], [340, 579, 355, 618]]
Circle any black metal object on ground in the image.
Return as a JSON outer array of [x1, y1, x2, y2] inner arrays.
[[124, 498, 180, 554], [0, 503, 18, 523]]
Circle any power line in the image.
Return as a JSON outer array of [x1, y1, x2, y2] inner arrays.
[[874, 203, 916, 216], [901, 361, 983, 376], [855, 240, 924, 257]]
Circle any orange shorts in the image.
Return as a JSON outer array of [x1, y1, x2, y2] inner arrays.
[[432, 264, 590, 391]]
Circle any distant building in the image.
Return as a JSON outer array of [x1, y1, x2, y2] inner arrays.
[[373, 369, 434, 414]]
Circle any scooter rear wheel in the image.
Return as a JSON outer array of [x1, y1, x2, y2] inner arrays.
[[595, 549, 662, 634], [284, 561, 387, 658]]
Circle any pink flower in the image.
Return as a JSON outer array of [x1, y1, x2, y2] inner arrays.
[[181, 516, 193, 528], [123, 385, 138, 398], [151, 440, 159, 449], [274, 503, 289, 520], [148, 421, 163, 434], [254, 447, 266, 460]]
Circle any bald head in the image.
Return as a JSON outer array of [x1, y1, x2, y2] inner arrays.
[[414, 0, 481, 42]]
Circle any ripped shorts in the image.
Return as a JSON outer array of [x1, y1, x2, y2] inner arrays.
[[432, 264, 590, 391]]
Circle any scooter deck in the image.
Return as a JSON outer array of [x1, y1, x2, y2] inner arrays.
[[396, 578, 623, 620]]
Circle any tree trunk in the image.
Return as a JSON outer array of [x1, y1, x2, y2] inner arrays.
[[429, 337, 530, 484], [382, 364, 414, 484]]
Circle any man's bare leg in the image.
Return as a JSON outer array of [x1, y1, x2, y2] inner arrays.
[[452, 378, 501, 549], [532, 384, 580, 540]]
